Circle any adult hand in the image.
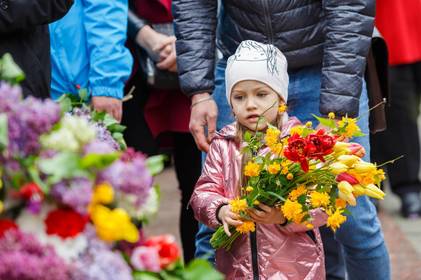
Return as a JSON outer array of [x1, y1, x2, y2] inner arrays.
[[92, 96, 122, 122], [136, 26, 176, 60], [189, 92, 218, 152], [248, 204, 286, 225], [218, 205, 243, 236], [156, 41, 177, 72]]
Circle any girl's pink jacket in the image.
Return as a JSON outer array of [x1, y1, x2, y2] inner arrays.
[[190, 118, 326, 280]]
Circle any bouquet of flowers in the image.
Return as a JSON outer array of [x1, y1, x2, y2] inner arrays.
[[210, 109, 387, 251], [0, 54, 222, 280]]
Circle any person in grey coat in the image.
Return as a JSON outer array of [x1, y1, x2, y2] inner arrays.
[[172, 1, 390, 279]]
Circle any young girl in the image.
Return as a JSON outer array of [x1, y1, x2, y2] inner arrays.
[[190, 41, 327, 279]]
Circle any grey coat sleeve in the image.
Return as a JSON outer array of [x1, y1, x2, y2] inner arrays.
[[0, 0, 74, 33], [172, 0, 218, 97], [320, 0, 375, 117]]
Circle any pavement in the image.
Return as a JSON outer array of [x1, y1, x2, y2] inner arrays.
[[145, 167, 421, 280]]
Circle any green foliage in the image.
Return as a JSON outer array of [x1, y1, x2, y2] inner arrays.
[[0, 114, 8, 150], [0, 53, 25, 84], [146, 155, 166, 176]]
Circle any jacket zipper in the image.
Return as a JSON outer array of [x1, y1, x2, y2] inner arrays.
[[261, 0, 274, 43], [250, 230, 260, 280]]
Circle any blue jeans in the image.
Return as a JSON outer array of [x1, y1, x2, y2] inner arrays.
[[195, 59, 390, 280], [196, 59, 390, 280]]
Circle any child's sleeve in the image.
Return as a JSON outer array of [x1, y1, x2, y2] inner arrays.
[[190, 139, 229, 229], [281, 208, 328, 233]]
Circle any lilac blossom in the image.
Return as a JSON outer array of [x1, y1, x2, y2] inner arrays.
[[51, 177, 93, 215], [0, 230, 73, 280], [99, 148, 153, 207], [84, 140, 116, 155]]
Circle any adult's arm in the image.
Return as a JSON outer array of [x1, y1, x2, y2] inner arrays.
[[172, 0, 218, 97], [82, 0, 133, 100], [127, 9, 148, 42], [320, 0, 375, 117], [0, 0, 73, 32]]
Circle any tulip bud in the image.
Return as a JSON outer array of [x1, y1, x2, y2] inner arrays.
[[338, 190, 356, 206], [337, 155, 361, 167], [330, 162, 349, 175], [333, 142, 350, 154], [364, 184, 385, 200], [353, 162, 377, 174], [352, 184, 366, 196], [336, 172, 359, 185], [338, 181, 353, 195]]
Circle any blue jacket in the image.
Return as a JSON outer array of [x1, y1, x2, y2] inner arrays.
[[49, 0, 132, 100]]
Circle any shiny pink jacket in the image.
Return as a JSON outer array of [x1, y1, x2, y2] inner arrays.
[[190, 118, 326, 280]]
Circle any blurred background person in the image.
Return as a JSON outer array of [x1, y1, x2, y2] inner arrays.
[[0, 0, 73, 98], [49, 0, 132, 122], [372, 0, 421, 218], [123, 0, 201, 263]]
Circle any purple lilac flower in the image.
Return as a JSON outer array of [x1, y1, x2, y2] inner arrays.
[[51, 177, 93, 215], [0, 230, 73, 280], [72, 226, 133, 280], [93, 123, 120, 150], [0, 83, 61, 159], [99, 148, 153, 207], [84, 139, 116, 155]]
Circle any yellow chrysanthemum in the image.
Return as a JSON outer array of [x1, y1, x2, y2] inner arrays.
[[91, 205, 139, 243], [327, 209, 347, 232], [290, 126, 304, 136], [287, 173, 294, 180], [278, 104, 288, 113], [0, 201, 3, 213], [269, 143, 284, 156], [229, 198, 248, 213], [281, 166, 289, 175], [281, 199, 304, 223], [288, 185, 307, 201], [310, 191, 330, 208], [305, 121, 313, 128], [253, 200, 260, 206], [236, 220, 256, 234], [245, 186, 254, 193], [244, 161, 261, 177], [265, 127, 281, 147], [338, 117, 361, 138], [305, 223, 314, 229], [267, 162, 281, 174], [328, 112, 336, 119]]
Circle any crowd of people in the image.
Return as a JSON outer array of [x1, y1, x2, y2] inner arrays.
[[1, 0, 421, 279]]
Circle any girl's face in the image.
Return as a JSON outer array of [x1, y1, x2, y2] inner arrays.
[[231, 80, 283, 131]]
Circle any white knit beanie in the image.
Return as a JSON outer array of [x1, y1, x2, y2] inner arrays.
[[225, 40, 289, 106]]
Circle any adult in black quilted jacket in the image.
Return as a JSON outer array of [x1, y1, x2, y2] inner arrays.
[[173, 1, 391, 280], [0, 0, 74, 98]]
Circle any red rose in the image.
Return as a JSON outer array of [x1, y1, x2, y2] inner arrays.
[[19, 182, 44, 200], [0, 219, 18, 238], [44, 208, 88, 239], [144, 235, 180, 268]]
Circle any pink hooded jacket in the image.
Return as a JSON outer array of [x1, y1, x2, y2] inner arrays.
[[190, 118, 326, 280]]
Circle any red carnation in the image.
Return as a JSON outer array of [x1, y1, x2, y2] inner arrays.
[[19, 182, 43, 200], [144, 235, 180, 268], [44, 208, 88, 239], [0, 219, 18, 238]]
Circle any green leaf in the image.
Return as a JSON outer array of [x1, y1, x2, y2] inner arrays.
[[38, 152, 89, 184], [0, 114, 8, 149], [112, 132, 127, 150], [243, 130, 252, 142], [58, 96, 73, 113], [108, 123, 126, 133], [78, 88, 89, 102], [183, 259, 224, 280], [0, 53, 25, 84], [146, 155, 166, 176], [266, 191, 286, 202], [352, 131, 366, 137], [80, 152, 119, 169], [133, 271, 161, 280], [313, 114, 336, 129]]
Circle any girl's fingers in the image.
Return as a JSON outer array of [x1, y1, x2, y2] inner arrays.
[[223, 222, 231, 237], [258, 204, 271, 212], [226, 217, 243, 227], [228, 212, 240, 220], [249, 208, 265, 217]]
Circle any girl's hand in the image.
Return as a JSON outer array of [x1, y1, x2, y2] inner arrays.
[[218, 205, 243, 236], [248, 204, 286, 225]]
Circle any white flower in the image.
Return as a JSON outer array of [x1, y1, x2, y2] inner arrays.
[[62, 115, 96, 145], [41, 129, 79, 152], [16, 205, 88, 262], [115, 187, 160, 220]]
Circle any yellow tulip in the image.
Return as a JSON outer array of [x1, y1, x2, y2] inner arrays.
[[364, 184, 385, 200], [353, 162, 377, 174], [338, 181, 356, 206], [333, 142, 350, 154], [337, 155, 361, 167], [352, 184, 366, 196], [330, 162, 349, 175]]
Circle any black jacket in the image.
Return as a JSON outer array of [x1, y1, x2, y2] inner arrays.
[[173, 0, 375, 117], [0, 0, 73, 98]]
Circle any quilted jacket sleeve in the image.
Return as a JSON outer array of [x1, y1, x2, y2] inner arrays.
[[190, 139, 230, 229], [0, 0, 73, 33], [320, 0, 375, 117], [172, 0, 217, 97]]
